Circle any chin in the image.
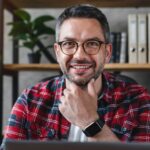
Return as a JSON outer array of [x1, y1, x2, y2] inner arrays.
[[64, 67, 103, 87], [65, 74, 93, 87], [73, 79, 90, 87]]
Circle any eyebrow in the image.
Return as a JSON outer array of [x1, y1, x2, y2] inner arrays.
[[86, 37, 104, 41]]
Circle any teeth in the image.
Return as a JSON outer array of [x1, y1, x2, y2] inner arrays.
[[73, 66, 89, 69]]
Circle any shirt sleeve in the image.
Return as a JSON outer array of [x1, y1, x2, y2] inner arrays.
[[130, 87, 150, 142], [3, 89, 29, 140]]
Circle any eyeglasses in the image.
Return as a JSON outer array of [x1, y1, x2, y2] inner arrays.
[[57, 40, 107, 55]]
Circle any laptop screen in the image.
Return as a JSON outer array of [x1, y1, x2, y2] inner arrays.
[[5, 140, 150, 150]]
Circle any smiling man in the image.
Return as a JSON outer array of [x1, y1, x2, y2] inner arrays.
[[1, 4, 150, 149], [54, 18, 109, 87]]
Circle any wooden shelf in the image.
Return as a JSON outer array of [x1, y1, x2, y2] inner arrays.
[[4, 0, 150, 9], [3, 64, 150, 72], [4, 64, 60, 71]]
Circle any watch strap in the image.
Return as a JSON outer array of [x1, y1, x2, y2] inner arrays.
[[82, 119, 105, 137]]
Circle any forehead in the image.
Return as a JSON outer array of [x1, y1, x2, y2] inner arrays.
[[58, 18, 105, 41]]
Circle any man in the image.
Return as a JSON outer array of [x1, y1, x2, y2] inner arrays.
[[1, 4, 150, 148]]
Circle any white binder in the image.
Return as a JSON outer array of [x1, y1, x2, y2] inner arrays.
[[128, 14, 138, 63], [137, 14, 147, 63], [148, 13, 150, 63]]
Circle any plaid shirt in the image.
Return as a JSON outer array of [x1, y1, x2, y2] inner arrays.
[[2, 72, 150, 145]]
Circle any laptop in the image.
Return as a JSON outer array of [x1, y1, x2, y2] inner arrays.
[[5, 140, 150, 150]]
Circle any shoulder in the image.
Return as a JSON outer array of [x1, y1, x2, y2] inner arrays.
[[102, 71, 150, 103], [20, 75, 65, 103], [103, 71, 145, 90], [102, 72, 150, 123]]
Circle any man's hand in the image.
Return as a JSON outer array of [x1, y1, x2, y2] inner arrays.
[[58, 79, 99, 129], [59, 78, 119, 142]]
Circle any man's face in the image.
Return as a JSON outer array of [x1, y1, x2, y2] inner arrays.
[[54, 18, 111, 86]]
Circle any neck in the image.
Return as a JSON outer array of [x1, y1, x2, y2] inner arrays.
[[94, 74, 102, 96]]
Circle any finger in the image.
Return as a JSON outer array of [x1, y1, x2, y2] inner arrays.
[[63, 88, 70, 96], [58, 96, 66, 114], [65, 78, 78, 90]]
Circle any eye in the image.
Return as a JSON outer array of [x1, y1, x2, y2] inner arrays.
[[86, 40, 100, 48], [62, 41, 76, 49]]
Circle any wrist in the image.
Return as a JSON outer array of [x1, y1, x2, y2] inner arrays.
[[80, 115, 99, 130], [82, 118, 105, 137]]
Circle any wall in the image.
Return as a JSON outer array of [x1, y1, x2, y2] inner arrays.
[[3, 7, 150, 130]]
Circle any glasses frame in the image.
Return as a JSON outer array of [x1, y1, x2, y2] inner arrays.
[[57, 40, 107, 56]]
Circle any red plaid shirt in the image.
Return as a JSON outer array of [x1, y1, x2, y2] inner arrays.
[[2, 72, 150, 144]]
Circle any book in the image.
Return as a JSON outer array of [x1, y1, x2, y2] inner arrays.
[[128, 14, 138, 63], [137, 14, 147, 63], [115, 32, 121, 63], [110, 32, 117, 63], [120, 32, 127, 63], [110, 32, 121, 63]]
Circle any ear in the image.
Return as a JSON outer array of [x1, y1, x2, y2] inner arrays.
[[105, 43, 112, 63], [54, 43, 60, 63]]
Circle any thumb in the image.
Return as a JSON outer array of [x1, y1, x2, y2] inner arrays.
[[87, 78, 96, 97]]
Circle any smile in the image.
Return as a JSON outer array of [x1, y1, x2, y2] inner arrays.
[[70, 64, 93, 75], [72, 65, 91, 69]]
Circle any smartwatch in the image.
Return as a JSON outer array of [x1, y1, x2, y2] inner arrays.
[[82, 119, 105, 137]]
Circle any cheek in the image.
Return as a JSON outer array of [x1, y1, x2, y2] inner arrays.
[[57, 53, 71, 67], [55, 50, 65, 62], [94, 52, 105, 64]]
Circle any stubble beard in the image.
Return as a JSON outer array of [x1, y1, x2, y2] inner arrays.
[[62, 64, 104, 88]]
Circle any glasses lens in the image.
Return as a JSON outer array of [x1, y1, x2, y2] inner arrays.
[[84, 40, 101, 54], [61, 41, 77, 55], [58, 40, 104, 55]]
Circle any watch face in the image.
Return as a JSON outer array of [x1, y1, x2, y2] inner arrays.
[[83, 119, 105, 137]]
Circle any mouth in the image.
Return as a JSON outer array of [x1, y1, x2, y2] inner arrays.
[[72, 65, 91, 69], [70, 64, 93, 75]]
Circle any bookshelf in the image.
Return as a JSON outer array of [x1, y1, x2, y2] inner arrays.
[[1, 0, 150, 142], [4, 0, 150, 8], [4, 64, 150, 72]]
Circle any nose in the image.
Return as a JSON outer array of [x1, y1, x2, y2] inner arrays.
[[73, 44, 88, 59]]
